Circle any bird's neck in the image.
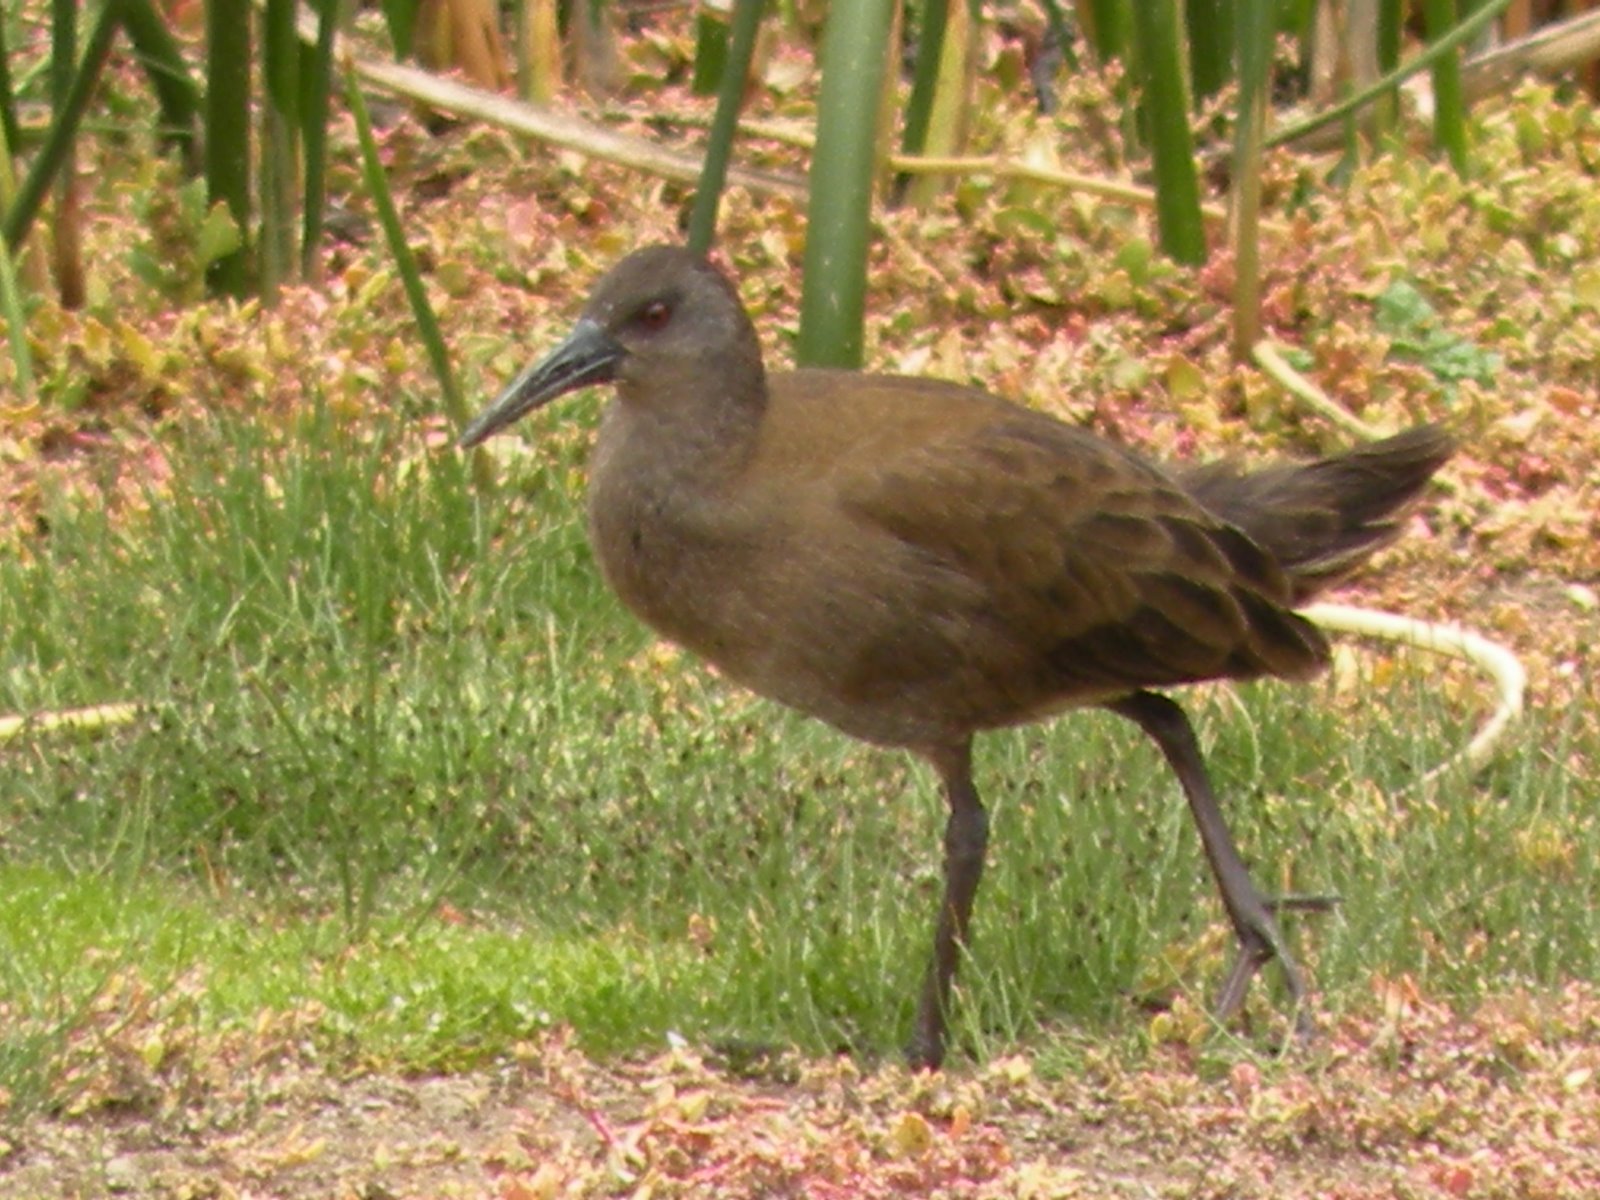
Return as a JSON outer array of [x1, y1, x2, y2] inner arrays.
[[605, 357, 769, 488], [586, 359, 772, 653]]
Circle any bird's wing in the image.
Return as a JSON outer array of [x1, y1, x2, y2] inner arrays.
[[837, 414, 1329, 700]]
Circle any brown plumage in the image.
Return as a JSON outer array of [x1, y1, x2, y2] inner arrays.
[[461, 246, 1454, 1069]]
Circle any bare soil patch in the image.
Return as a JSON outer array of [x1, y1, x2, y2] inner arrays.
[[4, 982, 1597, 1198]]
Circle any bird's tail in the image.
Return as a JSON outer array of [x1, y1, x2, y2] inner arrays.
[[1180, 423, 1455, 603]]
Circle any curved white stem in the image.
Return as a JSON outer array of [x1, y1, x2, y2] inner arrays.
[[0, 702, 140, 745], [1302, 602, 1527, 784]]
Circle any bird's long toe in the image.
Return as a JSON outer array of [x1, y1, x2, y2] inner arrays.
[[1213, 907, 1319, 1039]]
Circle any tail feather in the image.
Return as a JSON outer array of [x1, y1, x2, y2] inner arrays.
[[1180, 424, 1455, 603]]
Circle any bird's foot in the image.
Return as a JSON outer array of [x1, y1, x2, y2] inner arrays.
[[1214, 902, 1326, 1041], [905, 1019, 948, 1073]]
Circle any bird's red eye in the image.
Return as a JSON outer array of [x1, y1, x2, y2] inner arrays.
[[637, 300, 672, 331]]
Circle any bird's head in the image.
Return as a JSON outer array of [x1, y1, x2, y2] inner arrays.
[[459, 245, 761, 448]]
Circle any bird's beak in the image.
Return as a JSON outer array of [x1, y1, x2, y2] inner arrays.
[[459, 318, 626, 448]]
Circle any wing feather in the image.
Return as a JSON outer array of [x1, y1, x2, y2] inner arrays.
[[838, 414, 1328, 709]]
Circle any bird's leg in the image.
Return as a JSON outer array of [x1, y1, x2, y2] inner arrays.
[[908, 739, 989, 1071], [1108, 691, 1317, 1037]]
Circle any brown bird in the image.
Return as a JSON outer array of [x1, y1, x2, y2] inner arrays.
[[460, 245, 1454, 1069]]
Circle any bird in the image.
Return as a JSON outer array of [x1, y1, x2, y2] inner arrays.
[[459, 244, 1454, 1070]]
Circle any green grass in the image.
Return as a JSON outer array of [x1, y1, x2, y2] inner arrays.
[[1, 406, 1592, 1113]]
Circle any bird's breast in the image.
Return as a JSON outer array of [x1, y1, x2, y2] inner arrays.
[[585, 469, 760, 666]]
